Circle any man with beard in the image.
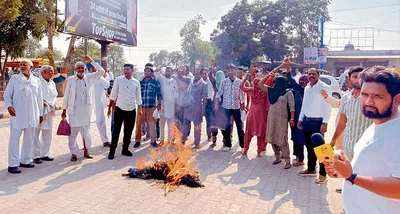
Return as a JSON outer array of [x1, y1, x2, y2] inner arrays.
[[4, 60, 43, 173], [328, 67, 373, 160], [107, 64, 142, 160], [324, 67, 400, 213], [297, 68, 332, 184]]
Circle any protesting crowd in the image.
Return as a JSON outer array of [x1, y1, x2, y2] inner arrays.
[[3, 55, 400, 213]]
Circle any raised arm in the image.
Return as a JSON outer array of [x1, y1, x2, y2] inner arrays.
[[287, 70, 302, 92], [86, 60, 105, 84], [240, 75, 253, 94], [258, 73, 274, 92]]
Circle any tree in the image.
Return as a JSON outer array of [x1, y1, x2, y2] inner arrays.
[[0, 0, 45, 82], [149, 50, 185, 68], [0, 0, 23, 22], [108, 44, 126, 76], [25, 38, 42, 58], [36, 47, 63, 61]]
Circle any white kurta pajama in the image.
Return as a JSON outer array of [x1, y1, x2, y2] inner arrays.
[[91, 77, 110, 143], [155, 72, 178, 141], [32, 77, 58, 159], [62, 62, 105, 155], [4, 73, 43, 167]]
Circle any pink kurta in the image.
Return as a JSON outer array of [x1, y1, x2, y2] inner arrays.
[[240, 78, 271, 153]]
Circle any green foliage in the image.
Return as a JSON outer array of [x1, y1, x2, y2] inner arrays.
[[108, 44, 126, 76], [36, 47, 64, 60], [0, 0, 23, 22], [212, 0, 330, 65], [149, 50, 184, 68], [180, 15, 217, 68]]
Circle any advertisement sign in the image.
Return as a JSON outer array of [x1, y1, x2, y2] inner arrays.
[[64, 0, 137, 46], [318, 47, 327, 64], [304, 47, 318, 65]]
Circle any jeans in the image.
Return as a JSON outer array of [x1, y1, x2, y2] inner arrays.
[[303, 117, 326, 176], [222, 109, 244, 148], [291, 126, 305, 162]]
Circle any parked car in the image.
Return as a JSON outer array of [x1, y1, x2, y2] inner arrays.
[[320, 75, 342, 99]]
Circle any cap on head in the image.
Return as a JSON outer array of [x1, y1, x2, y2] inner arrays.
[[20, 59, 33, 67]]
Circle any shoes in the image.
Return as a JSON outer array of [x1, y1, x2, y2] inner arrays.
[[134, 142, 141, 148], [315, 175, 328, 184], [272, 159, 282, 165], [284, 163, 292, 169], [298, 170, 317, 177], [223, 147, 231, 152], [84, 154, 94, 159], [40, 156, 54, 161], [33, 158, 42, 164], [103, 142, 111, 147], [150, 142, 159, 148], [19, 163, 35, 168], [293, 161, 305, 167], [108, 153, 115, 160], [70, 155, 78, 162], [8, 166, 21, 174], [121, 150, 133, 157]]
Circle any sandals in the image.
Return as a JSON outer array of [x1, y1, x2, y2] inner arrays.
[[84, 153, 93, 159], [256, 153, 261, 157], [241, 150, 248, 156], [284, 163, 292, 169], [211, 136, 217, 145]]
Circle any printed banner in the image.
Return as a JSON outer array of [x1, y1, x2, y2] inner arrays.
[[304, 47, 318, 65], [64, 0, 137, 46]]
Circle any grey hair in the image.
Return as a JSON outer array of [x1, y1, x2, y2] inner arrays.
[[40, 65, 54, 73], [20, 59, 34, 67], [75, 61, 85, 68]]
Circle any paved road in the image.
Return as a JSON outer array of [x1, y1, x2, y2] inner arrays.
[[0, 110, 343, 214]]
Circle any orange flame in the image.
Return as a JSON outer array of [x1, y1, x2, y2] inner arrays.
[[135, 123, 201, 193]]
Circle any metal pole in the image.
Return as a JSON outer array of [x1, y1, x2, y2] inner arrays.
[[84, 38, 88, 55], [99, 41, 109, 71], [319, 18, 325, 70]]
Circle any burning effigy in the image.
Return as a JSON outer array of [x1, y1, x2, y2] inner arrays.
[[122, 125, 204, 194]]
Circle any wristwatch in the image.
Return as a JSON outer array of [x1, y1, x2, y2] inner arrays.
[[346, 172, 358, 185]]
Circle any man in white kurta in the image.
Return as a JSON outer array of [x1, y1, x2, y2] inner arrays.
[[62, 56, 105, 161], [88, 62, 110, 147], [4, 60, 43, 173], [32, 65, 58, 164], [154, 67, 179, 142]]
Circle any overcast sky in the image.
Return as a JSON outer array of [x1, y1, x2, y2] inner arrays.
[[44, 0, 400, 70]]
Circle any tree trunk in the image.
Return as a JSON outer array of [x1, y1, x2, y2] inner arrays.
[[45, 0, 56, 69], [57, 35, 77, 97]]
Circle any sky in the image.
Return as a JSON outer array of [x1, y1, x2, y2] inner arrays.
[[43, 0, 400, 70]]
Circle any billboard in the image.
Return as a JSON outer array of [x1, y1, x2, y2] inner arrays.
[[64, 0, 137, 46], [318, 47, 327, 64], [304, 47, 318, 65]]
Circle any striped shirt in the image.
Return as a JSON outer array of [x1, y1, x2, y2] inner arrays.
[[339, 90, 373, 154]]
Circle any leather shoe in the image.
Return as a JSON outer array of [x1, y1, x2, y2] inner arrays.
[[121, 150, 133, 157], [70, 155, 78, 162], [8, 167, 21, 174], [19, 163, 35, 168], [108, 153, 115, 160], [33, 158, 42, 164], [41, 156, 54, 161], [150, 142, 159, 148], [133, 142, 141, 148]]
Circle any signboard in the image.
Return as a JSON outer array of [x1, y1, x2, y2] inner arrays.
[[304, 47, 318, 64], [318, 47, 327, 64], [64, 0, 137, 46]]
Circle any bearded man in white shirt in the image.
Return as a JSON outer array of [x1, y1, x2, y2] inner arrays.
[[87, 60, 110, 147], [32, 65, 58, 164], [324, 68, 400, 214], [154, 66, 178, 143], [297, 68, 332, 184], [62, 56, 105, 162], [4, 59, 43, 174]]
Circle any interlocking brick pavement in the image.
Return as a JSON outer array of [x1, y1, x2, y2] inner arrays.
[[0, 109, 344, 214]]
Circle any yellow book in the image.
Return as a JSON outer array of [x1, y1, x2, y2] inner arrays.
[[314, 144, 334, 163]]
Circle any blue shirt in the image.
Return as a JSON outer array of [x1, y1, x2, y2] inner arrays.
[[140, 78, 162, 108]]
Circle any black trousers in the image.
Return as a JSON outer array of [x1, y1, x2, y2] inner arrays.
[[303, 117, 326, 176], [110, 107, 136, 155], [222, 109, 244, 148]]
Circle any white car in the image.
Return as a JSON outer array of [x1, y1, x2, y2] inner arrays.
[[320, 75, 342, 99]]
